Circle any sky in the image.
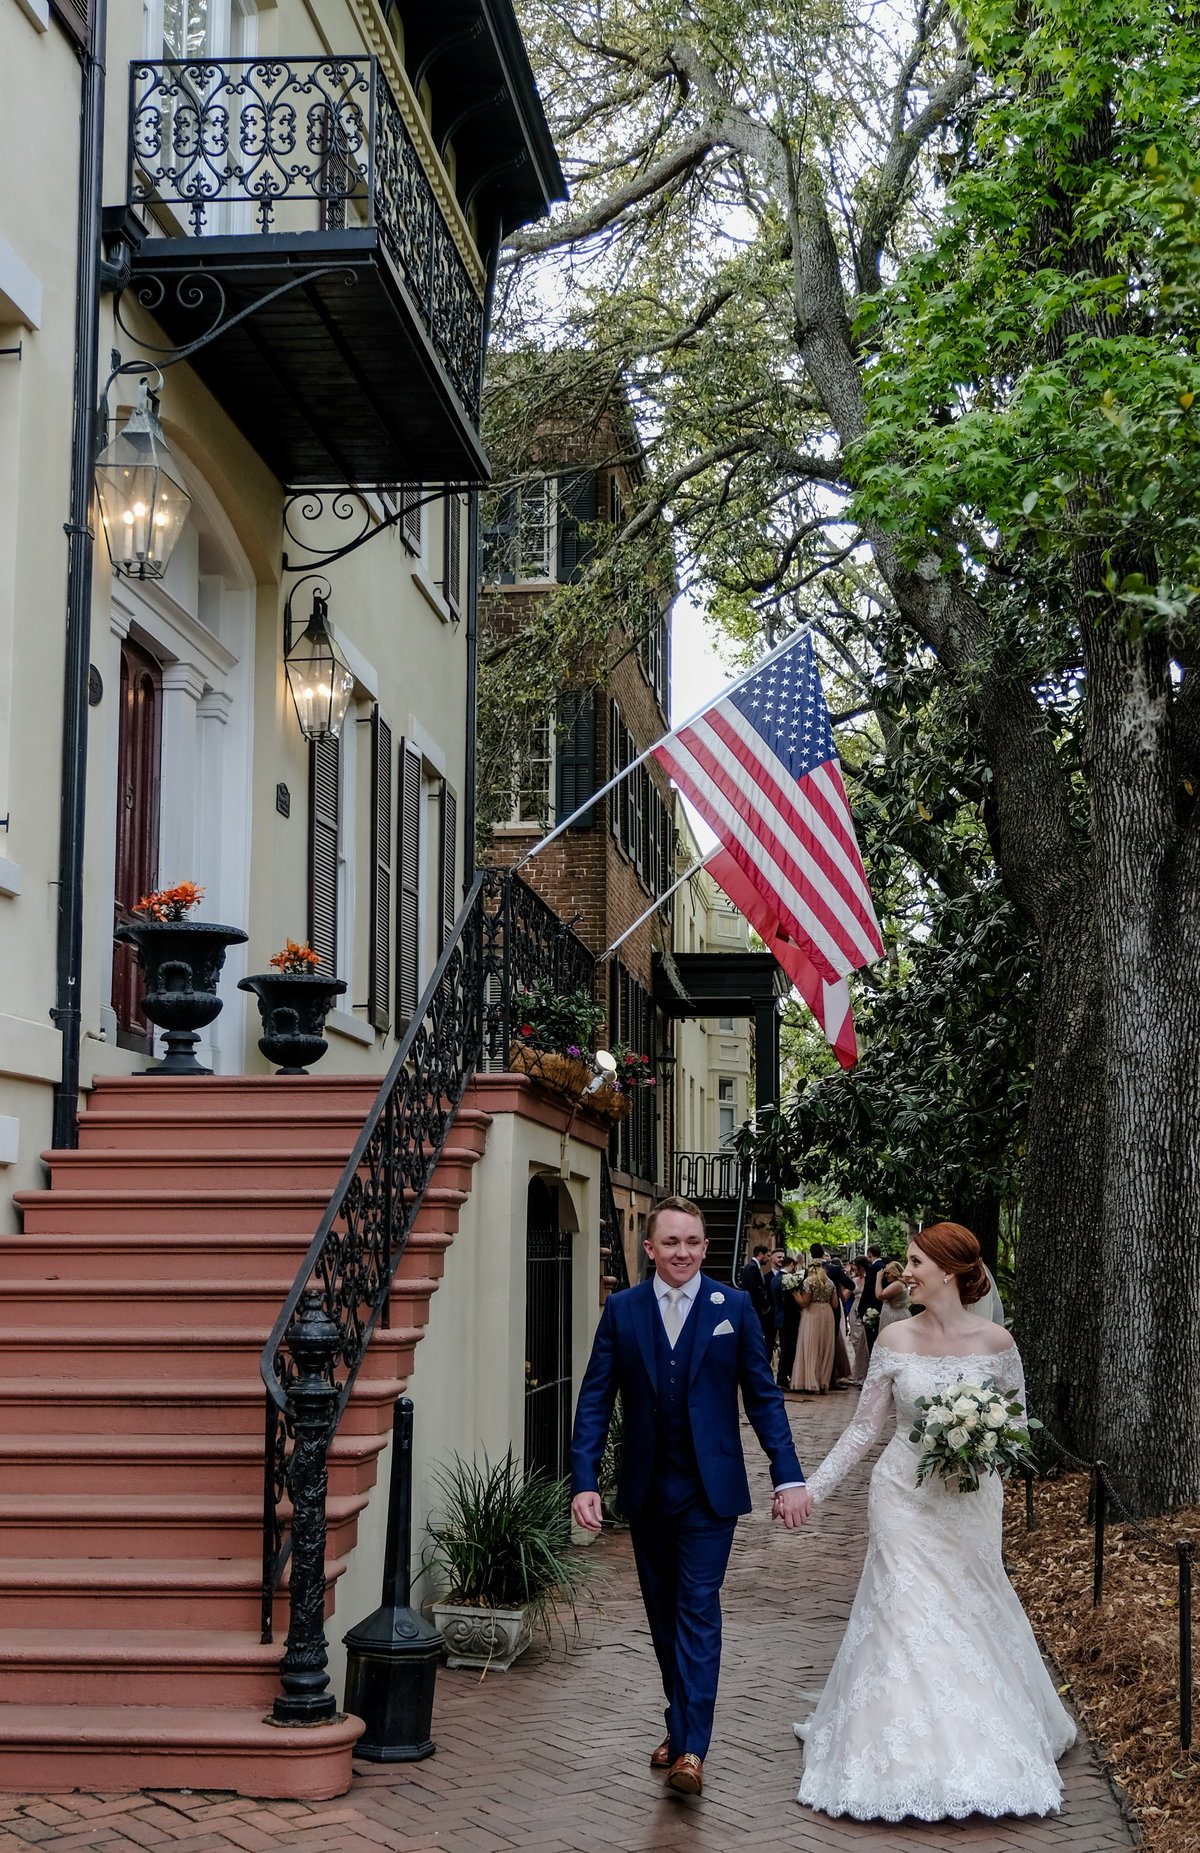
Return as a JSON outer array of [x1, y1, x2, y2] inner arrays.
[[668, 591, 729, 855]]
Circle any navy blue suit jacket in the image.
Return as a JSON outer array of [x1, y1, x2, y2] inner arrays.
[[570, 1273, 804, 1520]]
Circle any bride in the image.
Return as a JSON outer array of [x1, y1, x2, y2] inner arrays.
[[795, 1222, 1076, 1822]]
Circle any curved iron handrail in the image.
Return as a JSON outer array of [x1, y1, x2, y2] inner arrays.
[[259, 872, 485, 1641]]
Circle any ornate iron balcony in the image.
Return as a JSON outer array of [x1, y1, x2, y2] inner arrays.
[[129, 56, 482, 419]]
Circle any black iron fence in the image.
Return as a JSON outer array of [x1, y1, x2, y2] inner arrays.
[[675, 1149, 742, 1200], [1022, 1433, 1196, 1750], [599, 1154, 632, 1292], [128, 56, 483, 414], [480, 865, 596, 1066]]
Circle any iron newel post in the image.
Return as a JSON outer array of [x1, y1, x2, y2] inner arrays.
[[270, 1290, 342, 1726]]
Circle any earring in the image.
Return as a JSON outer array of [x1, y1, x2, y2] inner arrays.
[[944, 1275, 952, 1283]]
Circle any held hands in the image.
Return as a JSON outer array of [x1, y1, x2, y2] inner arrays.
[[772, 1485, 814, 1529], [571, 1491, 604, 1533]]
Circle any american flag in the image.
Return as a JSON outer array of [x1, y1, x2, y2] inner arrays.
[[653, 632, 882, 1068]]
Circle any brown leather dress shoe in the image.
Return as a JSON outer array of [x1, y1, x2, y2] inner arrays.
[[650, 1737, 671, 1770], [667, 1752, 703, 1795]]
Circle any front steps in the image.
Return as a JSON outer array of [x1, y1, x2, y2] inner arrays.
[[3, 1074, 490, 1799]]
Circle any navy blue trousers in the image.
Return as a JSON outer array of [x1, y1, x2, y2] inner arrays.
[[629, 1487, 737, 1760]]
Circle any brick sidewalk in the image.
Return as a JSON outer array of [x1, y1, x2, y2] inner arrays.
[[0, 1389, 1136, 1853]]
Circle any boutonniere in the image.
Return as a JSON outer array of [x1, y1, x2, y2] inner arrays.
[[710, 1291, 725, 1304]]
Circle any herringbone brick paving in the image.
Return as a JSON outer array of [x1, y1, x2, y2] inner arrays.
[[0, 1389, 1136, 1852]]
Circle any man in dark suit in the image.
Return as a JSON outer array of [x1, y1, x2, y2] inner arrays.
[[858, 1242, 886, 1347], [738, 1243, 775, 1356], [776, 1249, 802, 1389], [571, 1198, 811, 1797]]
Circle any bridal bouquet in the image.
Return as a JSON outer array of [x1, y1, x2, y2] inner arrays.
[[910, 1377, 1041, 1493], [780, 1270, 805, 1294]]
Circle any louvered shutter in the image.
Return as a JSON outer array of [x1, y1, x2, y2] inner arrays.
[[438, 779, 457, 951], [401, 486, 422, 553], [396, 739, 422, 1029], [557, 472, 597, 582], [368, 708, 393, 1033], [308, 735, 340, 979], [49, 0, 91, 46], [441, 494, 462, 617], [555, 690, 596, 830]]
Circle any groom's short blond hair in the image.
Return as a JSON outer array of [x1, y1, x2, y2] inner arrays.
[[646, 1196, 706, 1240]]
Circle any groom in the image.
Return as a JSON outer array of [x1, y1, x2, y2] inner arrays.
[[571, 1197, 811, 1797]]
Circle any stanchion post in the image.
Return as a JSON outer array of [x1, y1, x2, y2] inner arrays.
[[1024, 1469, 1035, 1532], [1179, 1540, 1193, 1752], [1092, 1463, 1107, 1607]]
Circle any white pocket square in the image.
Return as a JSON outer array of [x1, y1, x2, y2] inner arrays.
[[712, 1318, 735, 1336]]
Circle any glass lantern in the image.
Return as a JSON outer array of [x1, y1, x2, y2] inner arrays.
[[93, 381, 192, 580], [285, 589, 356, 741]]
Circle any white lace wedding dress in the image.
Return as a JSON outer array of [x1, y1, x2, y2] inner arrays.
[[796, 1342, 1076, 1821]]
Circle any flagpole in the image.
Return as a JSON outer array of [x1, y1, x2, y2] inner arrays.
[[597, 851, 716, 964], [512, 627, 809, 872]]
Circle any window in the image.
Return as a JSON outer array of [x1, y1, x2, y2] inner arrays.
[[367, 708, 392, 1033], [502, 716, 553, 827], [638, 595, 668, 710], [609, 699, 675, 901], [482, 480, 556, 583], [396, 738, 422, 1030], [608, 476, 627, 528], [718, 1077, 737, 1150], [608, 962, 657, 1184], [718, 1016, 735, 1032]]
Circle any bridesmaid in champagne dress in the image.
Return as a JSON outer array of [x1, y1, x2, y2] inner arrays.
[[789, 1266, 837, 1393], [845, 1259, 870, 1383]]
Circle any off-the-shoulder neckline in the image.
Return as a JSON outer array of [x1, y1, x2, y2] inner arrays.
[[876, 1344, 1017, 1362]]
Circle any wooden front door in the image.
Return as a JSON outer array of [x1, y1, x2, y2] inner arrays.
[[112, 637, 163, 1047]]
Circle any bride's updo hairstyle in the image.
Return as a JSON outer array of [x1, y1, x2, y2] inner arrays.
[[914, 1222, 990, 1304]]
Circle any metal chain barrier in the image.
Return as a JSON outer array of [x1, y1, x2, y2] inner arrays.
[[1024, 1425, 1195, 1750]]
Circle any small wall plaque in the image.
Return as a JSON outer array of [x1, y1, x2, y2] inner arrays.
[[88, 666, 103, 706], [275, 782, 291, 818]]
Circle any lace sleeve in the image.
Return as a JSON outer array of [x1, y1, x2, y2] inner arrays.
[[991, 1343, 1028, 1415], [805, 1346, 897, 1505]]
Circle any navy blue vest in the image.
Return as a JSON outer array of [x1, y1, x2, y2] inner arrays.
[[651, 1289, 703, 1511]]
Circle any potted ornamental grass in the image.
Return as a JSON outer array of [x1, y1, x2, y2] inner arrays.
[[507, 979, 604, 1098], [424, 1450, 593, 1672], [239, 939, 348, 1074], [115, 882, 248, 1074]]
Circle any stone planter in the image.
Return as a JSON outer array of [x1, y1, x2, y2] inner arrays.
[[430, 1601, 535, 1673], [115, 919, 248, 1074], [238, 971, 348, 1074]]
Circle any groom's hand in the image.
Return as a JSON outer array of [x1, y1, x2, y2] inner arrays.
[[772, 1485, 813, 1529], [571, 1491, 604, 1532]]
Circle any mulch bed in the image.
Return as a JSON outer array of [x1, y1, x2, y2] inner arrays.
[[1003, 1471, 1200, 1852]]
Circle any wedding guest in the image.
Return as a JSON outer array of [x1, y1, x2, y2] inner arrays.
[[878, 1260, 912, 1331], [858, 1243, 886, 1348], [809, 1243, 855, 1386], [844, 1258, 870, 1383], [790, 1265, 838, 1395], [739, 1244, 775, 1356], [777, 1252, 803, 1389]]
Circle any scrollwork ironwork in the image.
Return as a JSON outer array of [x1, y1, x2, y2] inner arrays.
[[128, 56, 483, 417], [480, 866, 597, 1068]]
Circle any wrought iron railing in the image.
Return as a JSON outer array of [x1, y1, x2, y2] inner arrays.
[[599, 1154, 632, 1292], [128, 56, 482, 414], [258, 874, 485, 1671], [258, 866, 600, 1714], [675, 1149, 742, 1200], [480, 865, 597, 1066]]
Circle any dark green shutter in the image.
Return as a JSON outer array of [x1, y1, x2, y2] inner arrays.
[[396, 739, 422, 1029], [308, 735, 340, 979], [557, 472, 597, 582], [482, 488, 517, 584], [555, 690, 596, 830], [438, 779, 457, 951], [442, 494, 462, 617], [367, 708, 392, 1033]]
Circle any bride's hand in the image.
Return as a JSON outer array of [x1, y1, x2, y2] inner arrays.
[[772, 1485, 813, 1528]]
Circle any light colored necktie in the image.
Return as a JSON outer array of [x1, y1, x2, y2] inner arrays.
[[663, 1286, 685, 1347]]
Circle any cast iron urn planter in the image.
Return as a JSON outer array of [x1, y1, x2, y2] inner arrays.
[[238, 971, 348, 1073], [115, 919, 248, 1074]]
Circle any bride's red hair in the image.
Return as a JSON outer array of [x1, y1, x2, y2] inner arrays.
[[914, 1222, 990, 1304]]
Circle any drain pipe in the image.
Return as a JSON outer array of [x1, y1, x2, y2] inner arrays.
[[462, 223, 502, 888], [51, 0, 109, 1151]]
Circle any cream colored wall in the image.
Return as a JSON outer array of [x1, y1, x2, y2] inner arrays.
[[324, 1108, 603, 1699], [0, 0, 480, 1224], [669, 834, 753, 1154]]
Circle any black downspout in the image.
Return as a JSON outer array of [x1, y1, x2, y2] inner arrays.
[[462, 222, 502, 888], [51, 0, 109, 1151]]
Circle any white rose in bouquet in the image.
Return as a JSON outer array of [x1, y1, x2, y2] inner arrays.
[[983, 1403, 1007, 1428], [950, 1395, 978, 1420], [963, 1412, 979, 1431], [911, 1374, 1042, 1493], [947, 1425, 970, 1448], [980, 1431, 998, 1452]]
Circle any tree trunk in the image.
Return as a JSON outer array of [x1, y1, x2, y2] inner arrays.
[[1012, 898, 1106, 1465]]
